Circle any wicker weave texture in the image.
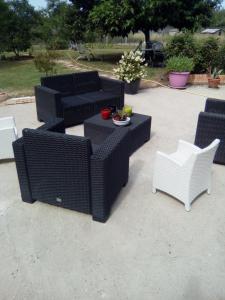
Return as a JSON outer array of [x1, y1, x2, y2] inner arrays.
[[13, 119, 130, 222], [195, 98, 225, 164], [91, 128, 130, 222], [35, 72, 124, 127]]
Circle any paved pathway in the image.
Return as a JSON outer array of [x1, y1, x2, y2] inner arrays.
[[0, 86, 225, 300]]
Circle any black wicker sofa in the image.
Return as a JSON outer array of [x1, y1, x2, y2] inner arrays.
[[35, 71, 124, 127], [13, 118, 130, 222], [195, 98, 225, 164]]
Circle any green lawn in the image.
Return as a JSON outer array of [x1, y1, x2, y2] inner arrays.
[[0, 59, 71, 97], [0, 48, 166, 97]]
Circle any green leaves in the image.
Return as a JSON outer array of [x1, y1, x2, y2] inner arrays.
[[114, 50, 146, 82], [166, 56, 194, 73], [1, 0, 37, 56]]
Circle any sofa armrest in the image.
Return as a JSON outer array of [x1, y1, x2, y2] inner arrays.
[[205, 98, 225, 115], [91, 128, 130, 222], [35, 85, 63, 122], [100, 76, 125, 108], [195, 112, 225, 148], [13, 138, 34, 203]]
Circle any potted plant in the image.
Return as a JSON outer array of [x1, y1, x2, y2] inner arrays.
[[208, 67, 223, 88], [166, 56, 194, 89], [114, 50, 146, 94]]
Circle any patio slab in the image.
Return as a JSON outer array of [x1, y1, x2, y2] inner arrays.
[[0, 86, 225, 300]]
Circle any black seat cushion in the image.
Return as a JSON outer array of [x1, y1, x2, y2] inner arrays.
[[78, 91, 119, 105], [41, 74, 74, 96], [61, 95, 92, 109]]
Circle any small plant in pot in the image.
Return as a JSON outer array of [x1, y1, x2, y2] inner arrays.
[[112, 109, 130, 126], [114, 50, 146, 95], [208, 67, 223, 88], [166, 56, 194, 89]]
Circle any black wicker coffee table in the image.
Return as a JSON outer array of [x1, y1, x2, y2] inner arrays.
[[84, 113, 151, 155]]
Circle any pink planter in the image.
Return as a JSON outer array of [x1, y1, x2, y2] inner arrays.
[[169, 72, 190, 89]]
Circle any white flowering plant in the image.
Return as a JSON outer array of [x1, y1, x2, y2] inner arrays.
[[113, 51, 146, 83]]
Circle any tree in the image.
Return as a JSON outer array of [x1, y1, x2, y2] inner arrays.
[[66, 0, 100, 42], [38, 0, 70, 49], [5, 0, 37, 57], [168, 0, 222, 31], [211, 8, 225, 27], [0, 0, 10, 53], [89, 0, 221, 43]]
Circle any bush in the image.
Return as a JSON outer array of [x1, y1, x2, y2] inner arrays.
[[194, 37, 219, 73], [34, 51, 59, 76], [166, 33, 197, 59], [166, 56, 194, 73], [166, 33, 221, 73], [113, 51, 146, 83], [216, 41, 225, 72]]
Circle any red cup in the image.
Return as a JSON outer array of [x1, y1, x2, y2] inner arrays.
[[101, 108, 111, 120]]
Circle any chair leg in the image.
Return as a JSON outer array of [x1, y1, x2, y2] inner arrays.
[[152, 187, 157, 194], [185, 203, 191, 212], [207, 182, 211, 195]]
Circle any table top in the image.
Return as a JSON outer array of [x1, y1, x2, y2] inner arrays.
[[84, 113, 151, 130]]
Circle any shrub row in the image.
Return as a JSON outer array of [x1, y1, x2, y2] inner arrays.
[[165, 33, 224, 74]]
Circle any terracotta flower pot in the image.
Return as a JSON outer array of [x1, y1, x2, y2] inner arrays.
[[169, 72, 190, 89], [208, 78, 220, 88]]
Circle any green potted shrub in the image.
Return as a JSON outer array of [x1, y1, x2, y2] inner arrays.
[[114, 50, 146, 94], [208, 67, 223, 88], [166, 56, 194, 89]]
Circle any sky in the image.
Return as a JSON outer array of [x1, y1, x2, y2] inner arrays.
[[29, 0, 225, 9]]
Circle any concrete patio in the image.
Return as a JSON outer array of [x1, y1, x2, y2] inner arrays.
[[0, 86, 225, 300]]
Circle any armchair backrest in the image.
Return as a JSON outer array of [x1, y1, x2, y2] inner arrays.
[[22, 128, 93, 212], [194, 138, 220, 166], [205, 98, 225, 115], [41, 71, 101, 96], [189, 139, 220, 192]]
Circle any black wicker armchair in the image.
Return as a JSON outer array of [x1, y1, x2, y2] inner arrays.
[[195, 98, 225, 164], [13, 119, 130, 222], [35, 71, 124, 127]]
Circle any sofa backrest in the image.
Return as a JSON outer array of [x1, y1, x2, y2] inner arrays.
[[41, 74, 74, 96], [22, 128, 92, 213], [41, 71, 101, 96], [73, 71, 101, 95]]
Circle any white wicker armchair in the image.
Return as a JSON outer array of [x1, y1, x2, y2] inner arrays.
[[152, 139, 220, 211], [0, 117, 18, 159]]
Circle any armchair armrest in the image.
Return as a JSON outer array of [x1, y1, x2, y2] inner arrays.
[[13, 138, 34, 203], [100, 76, 125, 108], [177, 140, 200, 155], [205, 98, 225, 115], [37, 118, 65, 133], [153, 150, 194, 192], [195, 111, 225, 149], [156, 151, 184, 167], [91, 128, 130, 222], [35, 85, 63, 122]]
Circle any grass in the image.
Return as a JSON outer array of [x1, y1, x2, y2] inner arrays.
[[0, 59, 72, 97], [0, 47, 166, 97]]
